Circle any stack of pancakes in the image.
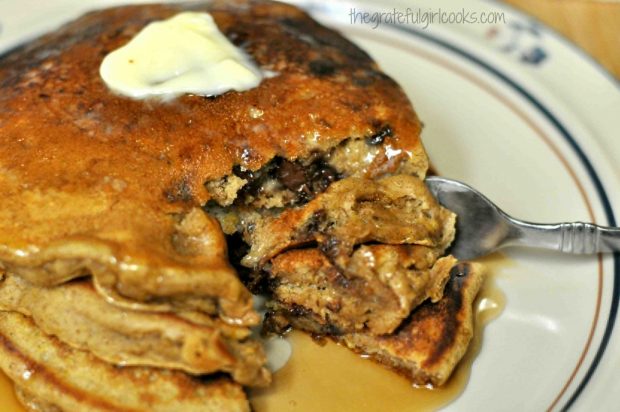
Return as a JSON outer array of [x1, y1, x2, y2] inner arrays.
[[0, 1, 485, 410]]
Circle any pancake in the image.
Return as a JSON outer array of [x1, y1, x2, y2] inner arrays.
[[339, 262, 486, 387], [0, 273, 269, 387], [241, 174, 456, 269], [264, 247, 456, 335], [0, 0, 426, 319], [0, 311, 249, 412], [266, 261, 485, 387]]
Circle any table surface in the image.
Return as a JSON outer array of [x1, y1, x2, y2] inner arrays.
[[505, 0, 620, 79]]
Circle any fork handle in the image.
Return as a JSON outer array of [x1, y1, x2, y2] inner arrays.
[[506, 220, 620, 254]]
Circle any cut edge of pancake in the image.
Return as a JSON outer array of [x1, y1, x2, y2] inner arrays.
[[338, 262, 486, 387], [0, 273, 270, 387], [265, 261, 485, 387]]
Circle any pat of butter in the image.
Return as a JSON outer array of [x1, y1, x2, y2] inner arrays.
[[100, 12, 263, 99]]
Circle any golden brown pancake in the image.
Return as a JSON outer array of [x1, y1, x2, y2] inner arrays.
[[267, 261, 485, 387], [0, 311, 250, 412], [265, 247, 456, 335], [339, 262, 486, 387], [0, 273, 269, 386], [242, 174, 456, 269], [0, 0, 426, 320]]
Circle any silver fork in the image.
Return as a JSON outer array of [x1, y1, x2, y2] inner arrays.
[[425, 176, 620, 260]]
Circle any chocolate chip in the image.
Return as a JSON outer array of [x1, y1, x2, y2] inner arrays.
[[275, 158, 339, 204], [450, 263, 471, 278], [232, 165, 255, 180], [366, 125, 393, 145], [333, 272, 350, 289], [309, 161, 339, 193], [262, 312, 292, 336], [289, 303, 311, 318], [309, 59, 337, 76], [305, 210, 326, 234], [323, 323, 343, 336], [203, 199, 219, 209], [277, 159, 307, 191], [320, 236, 341, 259], [280, 17, 301, 28]]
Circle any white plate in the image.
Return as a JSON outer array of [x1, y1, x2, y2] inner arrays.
[[1, 1, 618, 411]]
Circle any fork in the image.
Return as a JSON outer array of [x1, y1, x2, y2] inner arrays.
[[425, 176, 620, 260]]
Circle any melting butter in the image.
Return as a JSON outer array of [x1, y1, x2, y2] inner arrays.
[[100, 12, 263, 99]]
